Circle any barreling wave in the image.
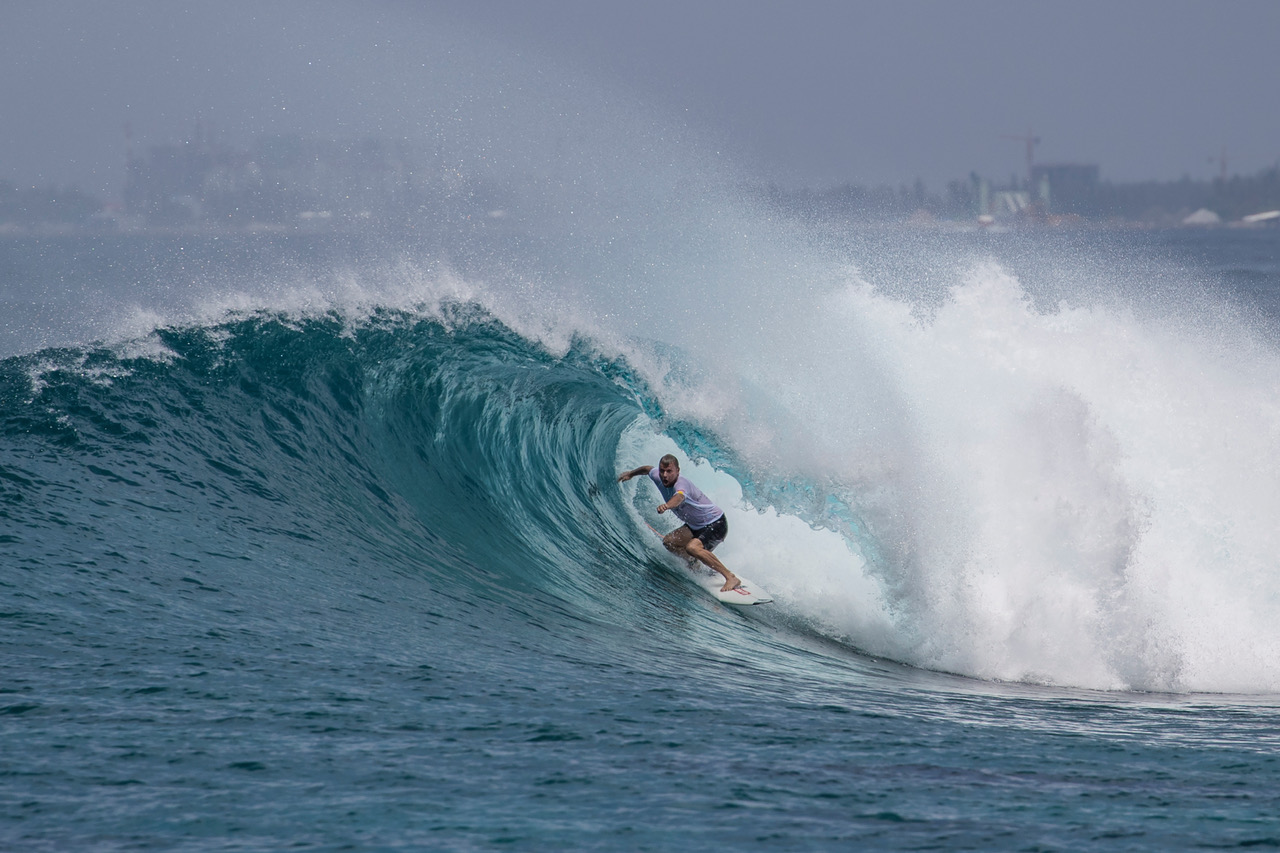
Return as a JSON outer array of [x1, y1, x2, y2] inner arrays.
[[6, 268, 1280, 696], [3, 301, 862, 695]]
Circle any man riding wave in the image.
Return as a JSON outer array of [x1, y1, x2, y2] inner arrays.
[[618, 454, 741, 592]]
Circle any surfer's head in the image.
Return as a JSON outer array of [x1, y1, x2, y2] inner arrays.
[[657, 454, 680, 487]]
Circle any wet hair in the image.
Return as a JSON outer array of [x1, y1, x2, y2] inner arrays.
[[659, 454, 680, 469]]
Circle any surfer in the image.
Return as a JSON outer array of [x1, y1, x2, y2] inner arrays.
[[617, 455, 741, 592]]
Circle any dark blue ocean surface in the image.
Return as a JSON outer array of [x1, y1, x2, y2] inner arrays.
[[2, 227, 1280, 850]]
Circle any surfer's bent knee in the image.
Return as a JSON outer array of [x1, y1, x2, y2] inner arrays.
[[663, 527, 692, 552]]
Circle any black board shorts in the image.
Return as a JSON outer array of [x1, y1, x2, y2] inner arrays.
[[688, 514, 728, 551]]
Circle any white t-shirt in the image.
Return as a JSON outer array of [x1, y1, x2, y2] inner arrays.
[[648, 468, 724, 529]]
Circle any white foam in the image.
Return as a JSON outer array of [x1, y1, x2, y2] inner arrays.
[[665, 258, 1280, 693]]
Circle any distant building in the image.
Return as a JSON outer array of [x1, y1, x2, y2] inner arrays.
[[122, 128, 495, 229], [1241, 210, 1280, 226], [991, 190, 1032, 218], [1030, 163, 1100, 215], [1182, 208, 1222, 226], [124, 125, 239, 225]]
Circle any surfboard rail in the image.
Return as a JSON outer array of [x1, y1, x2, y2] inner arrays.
[[688, 565, 774, 605]]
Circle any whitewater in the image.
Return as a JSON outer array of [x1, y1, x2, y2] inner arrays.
[[3, 217, 1280, 849]]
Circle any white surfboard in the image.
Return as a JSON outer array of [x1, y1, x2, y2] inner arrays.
[[688, 565, 774, 606]]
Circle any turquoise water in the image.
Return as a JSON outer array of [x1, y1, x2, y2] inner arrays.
[[3, 228, 1280, 849]]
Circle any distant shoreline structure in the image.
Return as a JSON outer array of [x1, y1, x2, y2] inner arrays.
[[2, 129, 1278, 233], [2, 211, 1275, 239]]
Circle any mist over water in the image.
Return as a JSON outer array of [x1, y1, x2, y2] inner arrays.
[[805, 255, 1280, 692], [594, 218, 1280, 693]]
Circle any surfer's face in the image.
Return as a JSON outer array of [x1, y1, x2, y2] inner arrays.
[[658, 461, 679, 488]]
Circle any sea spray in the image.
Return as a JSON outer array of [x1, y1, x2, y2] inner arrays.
[[41, 224, 1280, 693], [629, 248, 1280, 692]]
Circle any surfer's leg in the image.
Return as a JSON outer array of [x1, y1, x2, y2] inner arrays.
[[662, 526, 693, 555], [685, 538, 741, 592]]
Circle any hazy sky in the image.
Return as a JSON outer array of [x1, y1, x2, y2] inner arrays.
[[5, 0, 1279, 200]]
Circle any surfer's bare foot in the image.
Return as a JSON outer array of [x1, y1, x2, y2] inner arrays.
[[720, 574, 742, 592]]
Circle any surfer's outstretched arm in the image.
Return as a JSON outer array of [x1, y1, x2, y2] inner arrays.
[[617, 465, 652, 482]]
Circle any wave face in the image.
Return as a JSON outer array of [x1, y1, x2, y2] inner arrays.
[[0, 306, 659, 638], [5, 229, 1280, 701]]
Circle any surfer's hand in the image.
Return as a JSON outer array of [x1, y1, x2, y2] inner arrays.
[[656, 504, 667, 514], [617, 471, 631, 482]]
